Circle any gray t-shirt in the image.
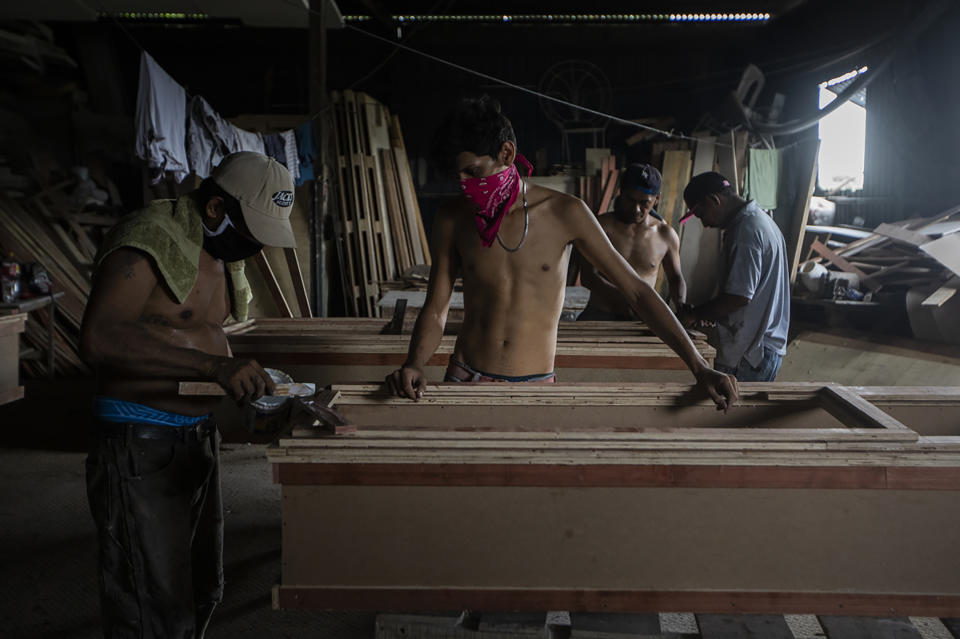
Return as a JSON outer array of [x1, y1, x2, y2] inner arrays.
[[715, 200, 790, 368]]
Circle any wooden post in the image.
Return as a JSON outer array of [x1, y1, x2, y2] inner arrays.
[[310, 0, 329, 316], [254, 252, 294, 318], [786, 138, 820, 284]]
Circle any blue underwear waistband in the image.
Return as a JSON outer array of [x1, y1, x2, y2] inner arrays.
[[95, 396, 210, 427]]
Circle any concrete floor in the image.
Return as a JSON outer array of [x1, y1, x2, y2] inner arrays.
[[0, 444, 375, 639]]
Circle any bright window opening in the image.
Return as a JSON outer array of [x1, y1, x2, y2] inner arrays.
[[817, 67, 867, 192]]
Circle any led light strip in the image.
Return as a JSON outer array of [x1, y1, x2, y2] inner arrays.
[[670, 13, 770, 21], [100, 12, 210, 20], [343, 13, 771, 23]]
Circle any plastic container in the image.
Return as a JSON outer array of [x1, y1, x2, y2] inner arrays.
[[0, 253, 20, 304]]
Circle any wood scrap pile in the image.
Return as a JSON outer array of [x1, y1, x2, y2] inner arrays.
[[803, 204, 960, 307], [0, 192, 99, 376], [329, 90, 431, 317], [577, 155, 619, 214]]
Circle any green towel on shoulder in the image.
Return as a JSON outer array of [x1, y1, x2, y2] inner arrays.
[[96, 195, 252, 321]]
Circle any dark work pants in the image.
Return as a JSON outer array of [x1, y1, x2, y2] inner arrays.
[[85, 421, 224, 639], [716, 344, 784, 382]]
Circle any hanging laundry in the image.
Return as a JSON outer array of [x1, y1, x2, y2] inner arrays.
[[231, 126, 265, 155], [294, 121, 315, 186], [746, 148, 782, 210], [263, 133, 288, 168], [135, 51, 189, 183], [186, 95, 237, 179], [280, 129, 301, 183]]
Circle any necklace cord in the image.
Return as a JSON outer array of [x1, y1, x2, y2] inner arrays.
[[497, 180, 529, 253]]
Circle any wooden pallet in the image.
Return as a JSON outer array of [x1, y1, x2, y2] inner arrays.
[[375, 611, 960, 639], [330, 91, 430, 317]]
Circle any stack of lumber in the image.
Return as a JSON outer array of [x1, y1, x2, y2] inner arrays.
[[0, 193, 98, 376], [806, 204, 960, 303], [330, 90, 430, 318], [578, 155, 619, 214]]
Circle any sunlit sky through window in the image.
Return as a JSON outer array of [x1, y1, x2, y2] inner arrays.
[[818, 67, 867, 192]]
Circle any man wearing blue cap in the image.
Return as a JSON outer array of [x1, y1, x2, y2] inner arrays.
[[676, 171, 790, 381], [578, 163, 686, 321]]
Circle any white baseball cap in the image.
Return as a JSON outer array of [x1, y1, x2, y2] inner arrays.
[[211, 151, 297, 248]]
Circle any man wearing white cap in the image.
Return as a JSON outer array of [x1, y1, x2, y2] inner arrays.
[[80, 151, 296, 637]]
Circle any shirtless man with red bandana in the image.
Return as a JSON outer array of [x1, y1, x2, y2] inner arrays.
[[385, 96, 738, 411]]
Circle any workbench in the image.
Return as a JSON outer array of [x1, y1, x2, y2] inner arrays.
[[0, 312, 26, 405], [226, 318, 716, 384], [268, 383, 960, 616]]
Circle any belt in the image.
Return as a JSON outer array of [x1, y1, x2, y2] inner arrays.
[[100, 419, 215, 443]]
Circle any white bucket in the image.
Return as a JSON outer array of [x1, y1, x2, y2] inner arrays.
[[799, 261, 828, 293]]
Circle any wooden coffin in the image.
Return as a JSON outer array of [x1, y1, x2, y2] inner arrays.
[[0, 312, 26, 405], [227, 318, 716, 384], [268, 383, 960, 616]]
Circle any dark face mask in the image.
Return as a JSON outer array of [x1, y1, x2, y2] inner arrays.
[[202, 212, 264, 262]]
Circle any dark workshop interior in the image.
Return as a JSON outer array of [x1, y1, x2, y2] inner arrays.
[[1, 1, 960, 638]]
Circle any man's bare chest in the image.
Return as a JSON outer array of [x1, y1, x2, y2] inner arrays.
[[609, 229, 668, 272], [141, 253, 230, 328], [456, 220, 571, 285]]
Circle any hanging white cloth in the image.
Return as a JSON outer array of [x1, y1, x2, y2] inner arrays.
[[135, 51, 189, 183], [280, 129, 300, 182]]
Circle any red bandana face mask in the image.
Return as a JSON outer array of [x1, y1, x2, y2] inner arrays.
[[460, 154, 533, 247]]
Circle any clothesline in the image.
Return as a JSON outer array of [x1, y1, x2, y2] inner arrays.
[[135, 50, 316, 186]]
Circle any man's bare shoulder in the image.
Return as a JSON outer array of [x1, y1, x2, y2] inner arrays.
[[434, 195, 472, 226], [655, 218, 681, 246], [526, 183, 592, 218], [98, 247, 157, 281]]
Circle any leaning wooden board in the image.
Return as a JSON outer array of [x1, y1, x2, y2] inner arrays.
[[268, 383, 960, 616], [0, 313, 26, 405], [226, 318, 716, 383]]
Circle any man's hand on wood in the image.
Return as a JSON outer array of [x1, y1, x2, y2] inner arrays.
[[386, 365, 427, 400], [695, 367, 739, 413], [209, 357, 276, 403]]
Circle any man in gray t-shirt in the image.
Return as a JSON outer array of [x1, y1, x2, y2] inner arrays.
[[676, 172, 790, 381]]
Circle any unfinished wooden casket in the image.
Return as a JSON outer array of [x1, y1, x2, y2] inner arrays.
[[268, 383, 960, 616], [0, 313, 26, 405], [227, 318, 716, 383]]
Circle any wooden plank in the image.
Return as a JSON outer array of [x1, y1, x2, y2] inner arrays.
[[818, 615, 922, 639], [819, 385, 915, 435], [380, 149, 413, 274], [786, 139, 820, 284], [274, 588, 960, 618], [656, 150, 693, 294], [390, 115, 430, 265], [920, 235, 960, 277], [283, 247, 312, 318], [873, 223, 930, 247], [679, 137, 722, 305], [331, 94, 359, 315], [696, 614, 793, 639], [273, 463, 894, 489], [810, 240, 880, 291], [179, 381, 316, 397], [921, 282, 959, 307], [336, 91, 379, 316], [597, 158, 618, 214], [360, 93, 398, 281], [658, 151, 693, 229], [252, 252, 294, 318]]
